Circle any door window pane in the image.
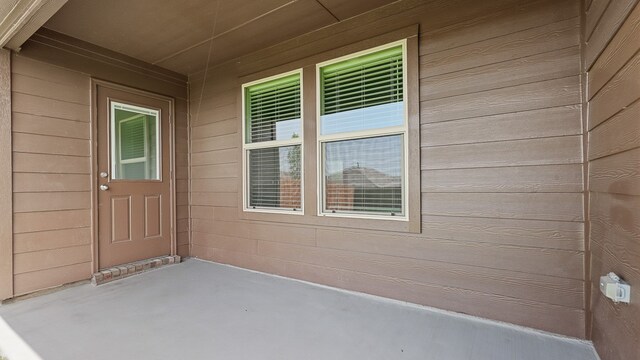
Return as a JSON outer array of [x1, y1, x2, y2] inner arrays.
[[323, 135, 403, 215], [248, 145, 301, 210], [111, 102, 160, 180]]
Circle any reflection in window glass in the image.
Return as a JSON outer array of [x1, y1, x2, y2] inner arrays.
[[320, 102, 404, 135], [111, 102, 160, 180], [324, 135, 403, 215], [248, 145, 301, 210]]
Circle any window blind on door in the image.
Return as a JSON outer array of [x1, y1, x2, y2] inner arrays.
[[246, 74, 301, 143], [120, 117, 145, 160]]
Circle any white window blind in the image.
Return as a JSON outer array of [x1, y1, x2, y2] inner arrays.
[[246, 74, 301, 143], [244, 72, 302, 212], [120, 118, 145, 160], [111, 102, 160, 180], [320, 45, 404, 135], [319, 43, 406, 218]]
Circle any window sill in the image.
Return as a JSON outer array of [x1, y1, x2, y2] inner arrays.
[[243, 208, 304, 216], [318, 212, 407, 222], [239, 208, 419, 234]]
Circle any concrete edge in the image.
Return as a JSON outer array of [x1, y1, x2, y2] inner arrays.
[[189, 257, 596, 348]]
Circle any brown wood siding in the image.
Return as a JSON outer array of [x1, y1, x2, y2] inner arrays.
[[10, 56, 92, 296], [188, 0, 586, 337], [585, 1, 640, 359], [175, 96, 190, 257], [0, 49, 12, 300], [10, 38, 190, 295]]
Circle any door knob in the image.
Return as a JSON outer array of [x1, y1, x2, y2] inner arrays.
[[99, 184, 109, 191]]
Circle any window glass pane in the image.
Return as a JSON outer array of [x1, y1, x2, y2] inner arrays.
[[320, 45, 403, 135], [111, 103, 160, 180], [248, 145, 301, 210], [246, 74, 301, 143], [324, 135, 403, 215], [320, 102, 404, 134]]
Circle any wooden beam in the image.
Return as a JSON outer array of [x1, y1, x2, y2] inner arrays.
[[0, 0, 67, 51], [0, 49, 13, 300]]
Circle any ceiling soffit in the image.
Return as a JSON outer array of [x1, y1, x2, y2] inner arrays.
[[43, 0, 396, 75]]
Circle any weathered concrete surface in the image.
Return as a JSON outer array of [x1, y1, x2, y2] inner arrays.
[[0, 259, 598, 360]]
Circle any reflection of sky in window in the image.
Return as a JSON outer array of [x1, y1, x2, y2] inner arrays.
[[275, 119, 301, 140], [325, 135, 402, 178], [321, 102, 403, 135], [250, 118, 300, 143]]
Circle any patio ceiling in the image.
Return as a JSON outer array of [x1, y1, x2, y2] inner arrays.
[[42, 0, 397, 75]]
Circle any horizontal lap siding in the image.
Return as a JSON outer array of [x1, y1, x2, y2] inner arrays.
[[176, 97, 190, 257], [10, 52, 191, 293], [11, 56, 93, 296], [585, 1, 640, 359], [188, 0, 586, 337]]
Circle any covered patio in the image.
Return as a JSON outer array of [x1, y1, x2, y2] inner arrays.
[[0, 0, 638, 359], [0, 260, 598, 360]]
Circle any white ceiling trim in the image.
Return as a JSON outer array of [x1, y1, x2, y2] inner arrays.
[[0, 0, 67, 51]]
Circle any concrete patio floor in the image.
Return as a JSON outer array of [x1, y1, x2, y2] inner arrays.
[[0, 259, 598, 360]]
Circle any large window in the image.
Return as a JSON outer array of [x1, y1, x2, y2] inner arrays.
[[318, 41, 407, 218], [240, 40, 412, 223], [242, 71, 303, 212]]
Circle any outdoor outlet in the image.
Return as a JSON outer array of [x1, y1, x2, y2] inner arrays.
[[600, 272, 631, 304]]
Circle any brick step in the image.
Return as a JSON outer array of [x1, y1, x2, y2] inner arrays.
[[92, 255, 181, 285]]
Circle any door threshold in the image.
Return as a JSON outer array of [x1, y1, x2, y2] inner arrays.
[[92, 255, 181, 285]]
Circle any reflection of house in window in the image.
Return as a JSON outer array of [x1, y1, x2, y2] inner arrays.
[[279, 174, 301, 209], [326, 165, 402, 214]]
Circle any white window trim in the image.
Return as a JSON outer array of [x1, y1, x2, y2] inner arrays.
[[315, 39, 409, 221], [110, 101, 161, 181], [241, 69, 304, 215]]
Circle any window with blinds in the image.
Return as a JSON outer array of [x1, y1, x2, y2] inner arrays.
[[111, 102, 159, 180], [320, 45, 404, 135], [318, 42, 406, 218], [243, 71, 302, 212]]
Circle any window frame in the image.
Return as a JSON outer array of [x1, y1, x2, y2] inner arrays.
[[236, 26, 420, 234], [241, 68, 305, 215], [315, 39, 409, 221], [109, 101, 161, 182]]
